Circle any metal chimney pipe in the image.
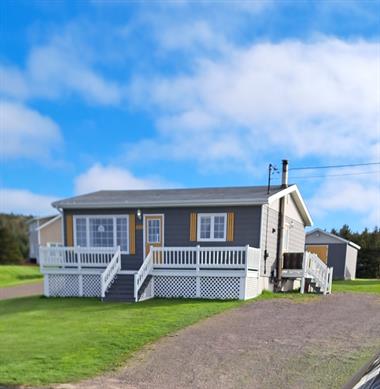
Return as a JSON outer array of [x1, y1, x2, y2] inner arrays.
[[281, 159, 289, 188]]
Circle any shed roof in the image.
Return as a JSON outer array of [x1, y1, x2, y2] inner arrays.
[[52, 184, 313, 225], [306, 228, 361, 250]]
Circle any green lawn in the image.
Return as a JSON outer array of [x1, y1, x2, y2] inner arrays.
[[0, 279, 377, 386], [0, 291, 314, 386], [332, 279, 380, 294], [0, 265, 42, 288], [0, 296, 246, 385]]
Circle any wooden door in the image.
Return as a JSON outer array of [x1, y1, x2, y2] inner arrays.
[[306, 245, 328, 264], [144, 215, 163, 257]]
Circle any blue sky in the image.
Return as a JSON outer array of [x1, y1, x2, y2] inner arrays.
[[1, 0, 379, 231]]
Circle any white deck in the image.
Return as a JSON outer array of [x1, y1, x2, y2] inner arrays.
[[39, 245, 262, 301]]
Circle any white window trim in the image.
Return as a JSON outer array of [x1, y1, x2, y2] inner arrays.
[[197, 213, 227, 242], [73, 215, 130, 254]]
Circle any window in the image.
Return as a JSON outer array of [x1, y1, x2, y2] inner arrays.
[[74, 216, 129, 252], [75, 217, 87, 247], [197, 213, 227, 241], [116, 218, 129, 251], [89, 218, 114, 247], [147, 219, 160, 243]]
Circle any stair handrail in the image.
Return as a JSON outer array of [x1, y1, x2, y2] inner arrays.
[[305, 251, 330, 294], [134, 248, 154, 302], [101, 246, 121, 298]]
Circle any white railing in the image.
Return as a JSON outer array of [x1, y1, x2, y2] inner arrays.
[[134, 249, 154, 302], [39, 246, 116, 269], [152, 246, 250, 269], [301, 251, 333, 294], [101, 246, 121, 298]]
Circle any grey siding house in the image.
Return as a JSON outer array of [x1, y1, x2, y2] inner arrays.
[[39, 180, 331, 302], [305, 228, 361, 280]]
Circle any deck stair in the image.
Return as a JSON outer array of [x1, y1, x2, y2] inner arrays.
[[103, 274, 135, 302], [282, 251, 333, 295]]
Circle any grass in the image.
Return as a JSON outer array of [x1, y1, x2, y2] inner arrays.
[[0, 265, 42, 288], [332, 279, 380, 294], [0, 297, 245, 385], [0, 279, 375, 387], [0, 291, 315, 386]]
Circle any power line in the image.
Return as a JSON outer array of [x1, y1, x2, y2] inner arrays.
[[272, 170, 380, 180], [289, 162, 380, 171]]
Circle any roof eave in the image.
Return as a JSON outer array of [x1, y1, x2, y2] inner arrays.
[[267, 185, 313, 226], [306, 228, 361, 250], [53, 198, 269, 210]]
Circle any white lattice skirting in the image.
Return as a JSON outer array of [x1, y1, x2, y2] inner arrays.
[[44, 272, 261, 300], [154, 274, 258, 300], [45, 273, 102, 297]]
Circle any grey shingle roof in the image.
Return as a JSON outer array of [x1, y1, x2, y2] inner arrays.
[[52, 185, 286, 209]]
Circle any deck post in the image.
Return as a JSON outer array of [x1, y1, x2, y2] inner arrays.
[[79, 274, 83, 297], [329, 267, 333, 294], [196, 245, 200, 298], [44, 274, 50, 297], [300, 252, 307, 294], [245, 245, 249, 275]]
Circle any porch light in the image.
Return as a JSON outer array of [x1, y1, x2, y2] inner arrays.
[[137, 209, 142, 220]]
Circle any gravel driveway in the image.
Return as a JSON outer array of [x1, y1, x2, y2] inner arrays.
[[0, 282, 43, 300], [57, 293, 380, 389]]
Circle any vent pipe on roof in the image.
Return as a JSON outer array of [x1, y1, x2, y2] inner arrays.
[[281, 159, 289, 188]]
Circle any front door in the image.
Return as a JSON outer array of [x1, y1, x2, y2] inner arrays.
[[144, 215, 164, 257]]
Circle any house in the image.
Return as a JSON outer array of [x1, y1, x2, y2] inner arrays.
[[28, 215, 62, 263], [39, 161, 333, 301], [306, 228, 360, 280]]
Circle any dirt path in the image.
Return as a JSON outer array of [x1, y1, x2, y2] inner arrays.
[[0, 282, 43, 300], [57, 294, 380, 389]]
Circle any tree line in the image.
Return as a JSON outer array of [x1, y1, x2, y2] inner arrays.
[[0, 213, 32, 264]]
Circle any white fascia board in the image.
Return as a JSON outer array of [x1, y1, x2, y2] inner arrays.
[[36, 214, 62, 231], [268, 185, 313, 226], [306, 228, 361, 250]]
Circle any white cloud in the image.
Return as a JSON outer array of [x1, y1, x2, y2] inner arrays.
[[0, 26, 123, 105], [0, 101, 62, 160], [0, 188, 58, 216], [74, 163, 175, 194], [127, 38, 380, 171], [308, 174, 380, 228]]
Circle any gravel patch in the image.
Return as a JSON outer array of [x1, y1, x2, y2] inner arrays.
[[0, 282, 43, 300], [56, 293, 380, 389]]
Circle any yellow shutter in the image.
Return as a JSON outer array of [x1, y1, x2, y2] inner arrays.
[[227, 212, 234, 242], [66, 214, 73, 246], [129, 213, 136, 255], [190, 212, 197, 241]]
